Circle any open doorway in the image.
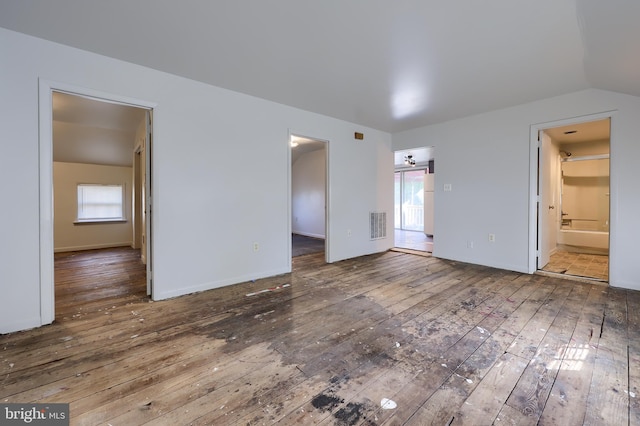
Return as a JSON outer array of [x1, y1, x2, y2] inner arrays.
[[536, 118, 610, 282], [290, 134, 328, 260], [39, 82, 155, 325], [393, 147, 434, 253]]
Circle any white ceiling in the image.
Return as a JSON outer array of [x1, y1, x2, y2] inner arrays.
[[1, 1, 639, 133], [53, 92, 146, 167], [544, 118, 610, 144], [291, 135, 325, 165]]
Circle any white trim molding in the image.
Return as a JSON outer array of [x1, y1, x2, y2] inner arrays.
[[38, 78, 156, 327]]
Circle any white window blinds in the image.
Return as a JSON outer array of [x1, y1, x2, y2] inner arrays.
[[77, 184, 124, 221]]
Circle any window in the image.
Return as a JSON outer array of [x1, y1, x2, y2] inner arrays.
[[76, 184, 125, 223]]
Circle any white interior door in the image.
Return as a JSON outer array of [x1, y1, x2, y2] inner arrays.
[[538, 130, 558, 269], [145, 110, 153, 296]]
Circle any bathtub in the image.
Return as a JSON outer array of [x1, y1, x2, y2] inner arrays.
[[558, 229, 609, 251]]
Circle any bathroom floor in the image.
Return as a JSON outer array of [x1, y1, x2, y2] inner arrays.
[[542, 250, 609, 281]]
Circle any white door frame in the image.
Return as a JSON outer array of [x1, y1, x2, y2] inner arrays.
[[38, 79, 156, 325], [528, 111, 615, 274], [287, 130, 330, 268]]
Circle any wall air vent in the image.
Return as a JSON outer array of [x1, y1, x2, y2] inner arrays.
[[370, 212, 387, 240]]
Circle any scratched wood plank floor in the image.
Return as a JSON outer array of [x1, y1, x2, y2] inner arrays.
[[1, 247, 638, 425]]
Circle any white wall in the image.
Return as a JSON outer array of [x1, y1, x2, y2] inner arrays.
[[0, 28, 393, 333], [393, 89, 640, 290], [292, 149, 326, 238], [53, 162, 133, 252], [561, 159, 609, 232], [559, 139, 609, 157]]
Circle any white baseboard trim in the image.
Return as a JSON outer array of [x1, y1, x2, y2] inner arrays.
[[54, 242, 133, 253], [0, 316, 43, 334], [154, 266, 291, 301]]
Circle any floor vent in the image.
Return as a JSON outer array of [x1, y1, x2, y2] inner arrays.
[[370, 212, 387, 240]]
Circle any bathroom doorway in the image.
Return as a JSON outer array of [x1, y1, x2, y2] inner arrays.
[[537, 118, 610, 281]]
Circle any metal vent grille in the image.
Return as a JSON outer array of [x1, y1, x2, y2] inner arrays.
[[370, 212, 387, 240]]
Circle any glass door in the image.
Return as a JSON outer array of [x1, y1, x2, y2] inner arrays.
[[394, 170, 425, 231]]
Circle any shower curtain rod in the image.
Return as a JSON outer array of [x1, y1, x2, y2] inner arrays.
[[561, 153, 609, 162]]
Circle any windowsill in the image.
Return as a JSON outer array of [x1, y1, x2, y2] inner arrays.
[[74, 219, 128, 225]]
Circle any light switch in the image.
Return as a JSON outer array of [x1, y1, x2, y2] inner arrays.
[[443, 183, 452, 192]]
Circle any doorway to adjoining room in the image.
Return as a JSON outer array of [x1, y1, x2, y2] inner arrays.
[[50, 90, 153, 320], [290, 134, 328, 259], [51, 90, 151, 316], [394, 147, 434, 253]]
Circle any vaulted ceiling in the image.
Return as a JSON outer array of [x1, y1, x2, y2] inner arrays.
[[52, 92, 147, 167], [1, 1, 638, 133]]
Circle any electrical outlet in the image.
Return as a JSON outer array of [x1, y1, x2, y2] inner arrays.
[[444, 183, 452, 192], [488, 233, 495, 243], [253, 242, 259, 251], [467, 240, 474, 249], [347, 229, 352, 236]]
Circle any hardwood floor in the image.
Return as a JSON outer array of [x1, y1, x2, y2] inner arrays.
[[292, 234, 325, 257], [1, 248, 638, 425], [53, 247, 148, 320]]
